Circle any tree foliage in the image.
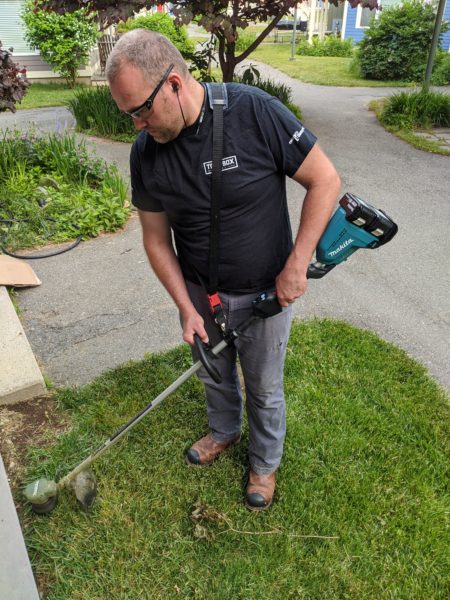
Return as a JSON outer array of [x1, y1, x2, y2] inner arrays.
[[0, 42, 30, 112], [38, 1, 376, 82], [117, 12, 194, 57], [22, 0, 99, 87]]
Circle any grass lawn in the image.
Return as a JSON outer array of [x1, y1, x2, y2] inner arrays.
[[249, 43, 412, 88], [20, 319, 449, 599], [17, 83, 79, 110]]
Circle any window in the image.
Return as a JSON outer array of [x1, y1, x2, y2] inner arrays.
[[356, 5, 377, 28]]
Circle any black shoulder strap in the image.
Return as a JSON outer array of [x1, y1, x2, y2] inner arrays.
[[205, 83, 227, 294]]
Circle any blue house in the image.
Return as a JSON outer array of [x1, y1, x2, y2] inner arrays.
[[341, 0, 450, 51]]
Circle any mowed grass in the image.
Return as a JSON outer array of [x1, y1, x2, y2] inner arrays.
[[17, 83, 79, 110], [249, 43, 412, 87], [21, 320, 449, 599]]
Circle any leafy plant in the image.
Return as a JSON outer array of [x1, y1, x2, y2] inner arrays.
[[67, 85, 135, 139], [297, 35, 354, 58], [356, 0, 449, 82], [235, 65, 302, 120], [0, 130, 129, 251], [118, 12, 194, 57], [186, 36, 218, 82], [380, 90, 450, 130], [21, 0, 99, 87], [234, 29, 257, 53], [431, 52, 450, 86], [0, 42, 30, 112]]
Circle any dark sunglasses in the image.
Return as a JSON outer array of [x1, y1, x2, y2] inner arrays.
[[125, 63, 174, 119]]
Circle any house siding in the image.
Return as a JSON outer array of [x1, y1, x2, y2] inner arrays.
[[342, 4, 367, 43], [443, 0, 450, 51]]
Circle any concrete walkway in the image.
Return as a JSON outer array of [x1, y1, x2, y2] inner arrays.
[[0, 456, 39, 600], [2, 76, 448, 392]]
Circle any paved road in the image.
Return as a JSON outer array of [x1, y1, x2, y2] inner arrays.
[[2, 75, 449, 391]]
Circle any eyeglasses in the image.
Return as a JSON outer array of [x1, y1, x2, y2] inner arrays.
[[124, 63, 174, 119]]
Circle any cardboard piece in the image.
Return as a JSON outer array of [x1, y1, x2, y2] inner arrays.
[[0, 255, 41, 287]]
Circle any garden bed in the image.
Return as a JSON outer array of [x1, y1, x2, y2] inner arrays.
[[0, 130, 130, 254]]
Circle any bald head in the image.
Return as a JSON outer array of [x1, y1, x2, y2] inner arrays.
[[106, 29, 189, 85]]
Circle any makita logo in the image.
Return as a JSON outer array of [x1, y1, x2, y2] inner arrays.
[[204, 155, 238, 175], [328, 238, 354, 257]]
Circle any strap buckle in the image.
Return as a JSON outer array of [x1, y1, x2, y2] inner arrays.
[[208, 292, 227, 334]]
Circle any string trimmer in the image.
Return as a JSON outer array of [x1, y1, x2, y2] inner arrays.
[[24, 193, 398, 514]]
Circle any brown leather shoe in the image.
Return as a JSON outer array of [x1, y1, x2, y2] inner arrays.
[[186, 432, 240, 466], [245, 470, 276, 511]]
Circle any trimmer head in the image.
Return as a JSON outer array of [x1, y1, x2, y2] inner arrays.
[[24, 469, 97, 514], [71, 470, 97, 510], [24, 478, 58, 515]]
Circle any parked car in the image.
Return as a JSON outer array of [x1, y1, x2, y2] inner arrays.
[[276, 20, 308, 32]]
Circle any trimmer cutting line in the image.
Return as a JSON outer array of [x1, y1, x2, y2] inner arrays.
[[24, 193, 398, 514]]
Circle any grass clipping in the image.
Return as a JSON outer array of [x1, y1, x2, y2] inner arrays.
[[191, 500, 338, 541]]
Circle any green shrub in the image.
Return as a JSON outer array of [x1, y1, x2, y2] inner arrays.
[[297, 35, 354, 58], [68, 85, 136, 140], [431, 52, 450, 86], [380, 90, 450, 130], [117, 13, 194, 58], [235, 65, 302, 120], [0, 130, 129, 250], [356, 1, 448, 82], [21, 0, 98, 87]]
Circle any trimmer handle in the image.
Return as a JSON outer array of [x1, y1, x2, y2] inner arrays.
[[252, 291, 282, 318], [194, 334, 222, 384]]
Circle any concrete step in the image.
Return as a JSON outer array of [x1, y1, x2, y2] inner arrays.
[[0, 286, 46, 405]]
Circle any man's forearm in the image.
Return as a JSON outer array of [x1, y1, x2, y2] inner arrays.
[[143, 239, 196, 318], [290, 182, 339, 273], [276, 144, 341, 306]]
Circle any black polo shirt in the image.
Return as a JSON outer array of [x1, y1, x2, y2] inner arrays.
[[131, 83, 316, 293]]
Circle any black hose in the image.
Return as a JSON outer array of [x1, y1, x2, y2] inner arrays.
[[0, 213, 82, 259]]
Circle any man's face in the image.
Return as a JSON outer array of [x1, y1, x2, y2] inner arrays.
[[109, 62, 183, 143]]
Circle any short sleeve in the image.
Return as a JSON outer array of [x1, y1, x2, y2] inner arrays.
[[261, 97, 317, 177]]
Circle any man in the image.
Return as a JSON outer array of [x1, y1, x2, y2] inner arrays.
[[106, 29, 340, 511]]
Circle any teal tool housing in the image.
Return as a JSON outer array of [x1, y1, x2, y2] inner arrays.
[[307, 193, 398, 279]]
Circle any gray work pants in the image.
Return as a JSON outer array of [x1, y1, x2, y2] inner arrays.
[[186, 281, 292, 475]]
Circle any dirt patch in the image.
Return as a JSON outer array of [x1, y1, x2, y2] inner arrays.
[[0, 394, 70, 491]]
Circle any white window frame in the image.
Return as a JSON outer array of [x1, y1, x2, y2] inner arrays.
[[355, 4, 380, 29]]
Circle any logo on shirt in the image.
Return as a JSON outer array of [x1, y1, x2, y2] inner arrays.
[[203, 155, 239, 175], [288, 126, 305, 145]]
